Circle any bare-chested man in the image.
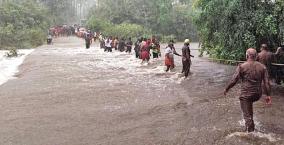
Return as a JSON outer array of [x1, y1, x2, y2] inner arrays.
[[224, 48, 271, 132], [257, 44, 274, 77]]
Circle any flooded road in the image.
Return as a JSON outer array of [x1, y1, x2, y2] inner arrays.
[[0, 37, 283, 145]]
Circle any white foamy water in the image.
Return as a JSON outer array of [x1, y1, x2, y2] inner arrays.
[[239, 119, 262, 131], [49, 46, 184, 83], [0, 49, 34, 86], [232, 119, 282, 142], [226, 131, 281, 142], [51, 47, 182, 80]]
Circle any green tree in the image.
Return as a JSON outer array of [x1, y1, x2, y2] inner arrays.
[[193, 0, 283, 60], [88, 0, 198, 41], [0, 0, 50, 50]]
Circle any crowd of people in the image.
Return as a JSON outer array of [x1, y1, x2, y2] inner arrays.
[[86, 32, 284, 133], [97, 35, 161, 61], [83, 33, 195, 78], [47, 25, 284, 133]]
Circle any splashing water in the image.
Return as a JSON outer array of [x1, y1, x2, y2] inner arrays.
[[226, 131, 281, 142], [0, 49, 34, 86]]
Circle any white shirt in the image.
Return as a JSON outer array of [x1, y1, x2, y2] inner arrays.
[[105, 39, 112, 47], [165, 47, 174, 58]]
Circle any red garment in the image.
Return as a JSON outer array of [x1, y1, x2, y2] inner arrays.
[[141, 51, 150, 60], [140, 42, 150, 60], [165, 56, 174, 66]]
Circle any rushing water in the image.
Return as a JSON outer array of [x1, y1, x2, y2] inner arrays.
[[0, 37, 283, 145], [0, 49, 34, 86]]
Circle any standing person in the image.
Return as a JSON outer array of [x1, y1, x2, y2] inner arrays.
[[140, 39, 151, 64], [118, 38, 126, 52], [257, 44, 274, 77], [47, 34, 52, 45], [165, 41, 181, 72], [151, 36, 161, 58], [274, 46, 284, 84], [85, 33, 91, 49], [181, 39, 194, 78], [134, 38, 142, 58], [125, 37, 133, 54], [105, 37, 112, 52], [224, 48, 271, 132], [99, 33, 105, 49], [113, 37, 119, 50], [152, 42, 161, 59]]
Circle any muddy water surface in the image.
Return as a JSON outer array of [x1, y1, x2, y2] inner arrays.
[[0, 37, 283, 145]]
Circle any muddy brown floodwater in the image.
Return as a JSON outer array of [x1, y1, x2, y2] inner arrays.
[[0, 37, 283, 145]]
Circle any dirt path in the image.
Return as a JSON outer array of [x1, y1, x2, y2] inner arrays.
[[0, 37, 283, 145]]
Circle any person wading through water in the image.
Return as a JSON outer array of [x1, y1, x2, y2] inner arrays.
[[165, 40, 181, 72], [85, 33, 91, 49], [257, 44, 274, 78], [105, 36, 112, 52], [125, 37, 133, 54], [181, 39, 194, 78], [134, 38, 142, 58], [224, 48, 271, 132], [140, 39, 151, 64], [113, 37, 119, 50], [118, 38, 126, 52], [99, 33, 105, 49], [151, 36, 161, 58]]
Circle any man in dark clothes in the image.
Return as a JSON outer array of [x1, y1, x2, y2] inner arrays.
[[118, 38, 126, 52], [85, 33, 91, 49], [181, 39, 194, 78], [224, 48, 271, 132], [125, 37, 133, 53], [134, 38, 142, 58]]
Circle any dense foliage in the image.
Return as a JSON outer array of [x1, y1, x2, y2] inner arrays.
[[0, 0, 50, 50], [87, 0, 198, 41], [0, 0, 91, 50], [87, 16, 149, 39], [193, 0, 284, 60]]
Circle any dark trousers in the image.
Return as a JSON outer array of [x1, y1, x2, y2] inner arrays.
[[166, 65, 171, 72], [135, 51, 140, 58], [239, 95, 260, 132], [126, 47, 131, 53], [182, 60, 191, 77], [86, 43, 90, 49], [153, 52, 159, 58], [107, 47, 112, 52]]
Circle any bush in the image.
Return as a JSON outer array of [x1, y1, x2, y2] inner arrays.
[[161, 35, 176, 43], [87, 16, 150, 39], [193, 0, 284, 60], [0, 1, 49, 50]]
